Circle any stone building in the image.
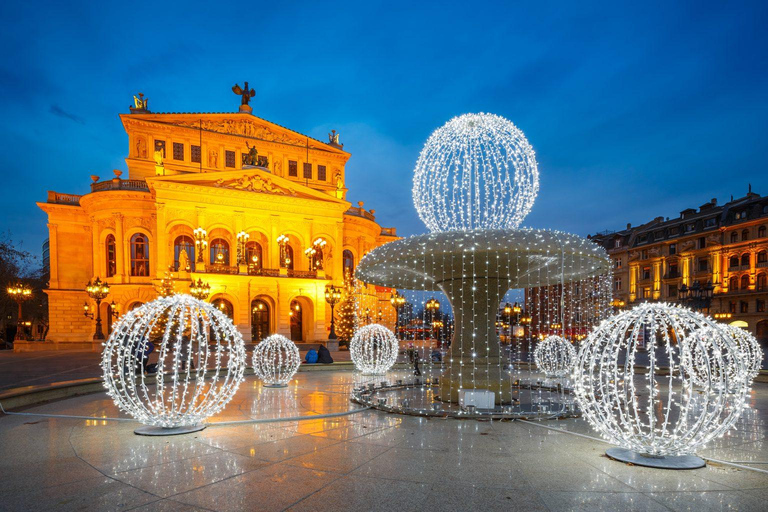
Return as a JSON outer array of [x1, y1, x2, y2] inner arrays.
[[34, 90, 398, 350], [590, 189, 768, 343]]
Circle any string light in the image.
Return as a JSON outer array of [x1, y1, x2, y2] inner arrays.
[[720, 324, 763, 383], [574, 302, 748, 458], [252, 334, 300, 387], [101, 294, 247, 432], [350, 324, 399, 375], [412, 113, 539, 232], [534, 335, 576, 377]]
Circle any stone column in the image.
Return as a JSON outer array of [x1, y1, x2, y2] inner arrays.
[[90, 217, 100, 278], [48, 223, 59, 288], [155, 203, 168, 276], [114, 213, 125, 283]]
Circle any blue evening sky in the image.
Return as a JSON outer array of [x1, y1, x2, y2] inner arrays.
[[1, 1, 767, 258]]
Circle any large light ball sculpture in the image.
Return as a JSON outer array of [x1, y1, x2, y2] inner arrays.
[[350, 324, 399, 375], [720, 324, 763, 382], [252, 334, 300, 387], [101, 294, 247, 435], [574, 302, 747, 469], [412, 113, 539, 232], [534, 335, 576, 377]]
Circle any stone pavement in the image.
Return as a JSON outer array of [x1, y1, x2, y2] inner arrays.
[[0, 371, 767, 511]]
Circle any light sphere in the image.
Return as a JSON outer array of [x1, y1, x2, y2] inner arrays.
[[574, 303, 747, 457], [350, 324, 399, 375], [252, 334, 300, 387], [412, 112, 539, 232], [683, 326, 748, 392], [534, 335, 577, 377], [720, 324, 763, 382], [101, 294, 247, 429]]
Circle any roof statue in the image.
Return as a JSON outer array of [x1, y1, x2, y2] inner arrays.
[[232, 82, 256, 113], [328, 129, 343, 148], [130, 93, 150, 113]]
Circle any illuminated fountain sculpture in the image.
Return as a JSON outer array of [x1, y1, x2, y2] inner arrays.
[[355, 113, 612, 417]]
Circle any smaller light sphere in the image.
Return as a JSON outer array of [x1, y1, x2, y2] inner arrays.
[[683, 326, 747, 392], [720, 324, 763, 382], [252, 334, 300, 387], [534, 335, 576, 377], [350, 324, 399, 375]]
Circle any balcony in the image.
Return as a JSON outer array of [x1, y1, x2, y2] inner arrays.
[[247, 267, 280, 277], [91, 179, 150, 193], [199, 264, 325, 280], [758, 261, 768, 268], [664, 272, 680, 279], [47, 191, 82, 205]]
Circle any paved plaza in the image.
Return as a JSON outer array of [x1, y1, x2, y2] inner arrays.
[[1, 370, 768, 511]]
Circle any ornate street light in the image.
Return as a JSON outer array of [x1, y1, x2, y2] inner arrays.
[[714, 312, 733, 321], [390, 290, 406, 338], [611, 299, 626, 309], [324, 284, 342, 340], [189, 278, 211, 301], [193, 227, 208, 264], [276, 234, 290, 268], [425, 297, 440, 316], [236, 231, 249, 265], [7, 282, 32, 341], [84, 277, 110, 340], [308, 238, 327, 271], [678, 280, 714, 312]]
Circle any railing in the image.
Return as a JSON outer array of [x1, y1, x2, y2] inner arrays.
[[287, 269, 317, 279], [91, 179, 150, 193], [664, 272, 680, 279], [47, 191, 82, 205], [380, 227, 398, 237], [758, 261, 768, 268], [740, 264, 751, 271], [247, 266, 280, 277], [345, 206, 375, 221], [206, 264, 239, 275]]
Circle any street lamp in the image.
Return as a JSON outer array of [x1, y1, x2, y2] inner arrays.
[[193, 227, 208, 264], [7, 282, 32, 341], [189, 278, 211, 300], [236, 231, 249, 265], [324, 284, 342, 340], [276, 234, 290, 268], [678, 280, 714, 312], [390, 290, 406, 339], [85, 277, 110, 340]]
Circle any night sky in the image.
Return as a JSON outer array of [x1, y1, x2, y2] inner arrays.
[[2, 1, 767, 260]]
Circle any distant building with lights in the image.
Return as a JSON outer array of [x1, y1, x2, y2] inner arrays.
[[589, 188, 768, 344], [34, 90, 398, 350]]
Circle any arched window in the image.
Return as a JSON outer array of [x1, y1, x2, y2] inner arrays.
[[289, 299, 303, 341], [245, 241, 262, 269], [128, 301, 144, 311], [210, 238, 230, 265], [741, 274, 750, 290], [730, 231, 738, 243], [759, 225, 766, 239], [105, 234, 116, 277], [757, 273, 767, 291], [729, 276, 739, 291], [130, 233, 150, 276], [251, 298, 270, 342], [212, 298, 233, 318], [742, 229, 750, 241], [758, 251, 768, 264], [730, 255, 739, 268], [174, 235, 195, 272], [343, 249, 355, 276], [284, 245, 294, 270], [741, 253, 751, 267]]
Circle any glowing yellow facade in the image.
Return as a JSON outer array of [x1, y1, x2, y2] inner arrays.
[[35, 99, 397, 350]]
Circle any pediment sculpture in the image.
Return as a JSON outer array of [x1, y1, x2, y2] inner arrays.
[[214, 174, 296, 196]]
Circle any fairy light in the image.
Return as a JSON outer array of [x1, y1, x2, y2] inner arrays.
[[100, 294, 247, 431], [350, 324, 399, 375], [574, 302, 748, 458], [412, 113, 539, 232], [533, 335, 576, 377], [720, 324, 763, 382], [252, 334, 300, 387]]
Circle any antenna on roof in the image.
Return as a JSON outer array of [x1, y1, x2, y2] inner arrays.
[[749, 183, 752, 194]]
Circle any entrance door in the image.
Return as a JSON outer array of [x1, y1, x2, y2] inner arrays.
[[251, 299, 270, 342], [290, 300, 303, 341]]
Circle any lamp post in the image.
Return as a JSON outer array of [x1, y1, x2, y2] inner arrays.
[[678, 280, 714, 313], [276, 234, 290, 268], [7, 283, 32, 341], [189, 278, 211, 301], [84, 277, 110, 340], [193, 227, 208, 264], [236, 231, 249, 266], [390, 290, 406, 339], [324, 284, 342, 340]]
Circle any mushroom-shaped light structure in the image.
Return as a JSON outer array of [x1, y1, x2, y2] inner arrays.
[[574, 303, 748, 469], [534, 335, 577, 377], [252, 334, 300, 387], [350, 324, 399, 375], [101, 294, 247, 435]]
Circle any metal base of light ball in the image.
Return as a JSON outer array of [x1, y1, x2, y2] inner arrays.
[[605, 447, 706, 470], [134, 424, 206, 436], [263, 383, 289, 388]]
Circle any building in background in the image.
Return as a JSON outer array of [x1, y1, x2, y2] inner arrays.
[[35, 88, 398, 350], [590, 188, 768, 344]]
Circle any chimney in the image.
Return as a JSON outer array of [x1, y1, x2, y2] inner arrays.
[[626, 223, 631, 229], [711, 198, 717, 205]]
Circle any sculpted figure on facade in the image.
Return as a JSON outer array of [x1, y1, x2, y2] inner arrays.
[[209, 149, 218, 168], [135, 136, 147, 158]]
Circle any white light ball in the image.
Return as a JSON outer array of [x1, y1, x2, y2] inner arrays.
[[412, 112, 539, 232], [574, 303, 747, 457], [252, 334, 300, 387], [683, 326, 747, 392], [350, 324, 399, 375], [534, 335, 577, 377], [101, 295, 247, 428], [720, 324, 763, 382]]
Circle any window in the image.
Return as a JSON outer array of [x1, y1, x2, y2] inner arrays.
[[758, 300, 766, 313], [669, 227, 679, 236], [642, 267, 651, 280], [174, 235, 195, 272], [318, 165, 327, 181], [614, 277, 622, 291], [704, 218, 716, 228], [741, 274, 750, 290], [730, 276, 739, 291], [668, 285, 678, 297], [105, 235, 116, 277], [172, 142, 184, 161], [303, 162, 312, 179], [614, 258, 622, 269], [212, 298, 233, 319], [191, 145, 201, 164], [638, 235, 648, 244], [655, 231, 664, 240], [245, 241, 262, 269], [130, 233, 149, 276], [698, 258, 708, 272], [729, 301, 736, 313], [730, 256, 739, 268], [251, 299, 270, 342], [641, 250, 648, 260], [742, 229, 750, 241], [343, 249, 355, 276], [740, 301, 749, 313], [642, 287, 651, 299], [154, 140, 166, 157], [758, 251, 767, 264], [698, 237, 706, 249], [759, 226, 766, 239], [685, 224, 695, 232], [614, 238, 622, 248], [758, 274, 767, 291], [669, 244, 676, 255], [210, 238, 230, 265], [668, 262, 679, 278], [288, 160, 298, 177], [225, 150, 236, 168], [741, 253, 750, 267], [735, 211, 747, 220], [730, 232, 738, 243]]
